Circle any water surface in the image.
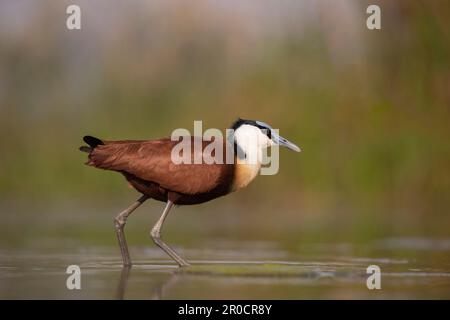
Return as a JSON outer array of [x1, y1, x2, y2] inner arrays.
[[1, 239, 449, 299]]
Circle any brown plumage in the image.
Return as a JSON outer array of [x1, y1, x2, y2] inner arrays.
[[83, 136, 235, 205]]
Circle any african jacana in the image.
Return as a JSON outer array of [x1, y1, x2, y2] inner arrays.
[[80, 119, 300, 267]]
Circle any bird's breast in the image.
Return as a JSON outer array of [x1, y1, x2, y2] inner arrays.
[[231, 162, 261, 191]]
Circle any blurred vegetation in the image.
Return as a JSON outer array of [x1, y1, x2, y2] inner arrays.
[[0, 0, 449, 247]]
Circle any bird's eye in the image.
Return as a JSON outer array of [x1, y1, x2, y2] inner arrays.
[[260, 127, 271, 139], [254, 121, 272, 139]]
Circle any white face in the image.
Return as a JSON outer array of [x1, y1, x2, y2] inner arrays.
[[233, 124, 272, 164]]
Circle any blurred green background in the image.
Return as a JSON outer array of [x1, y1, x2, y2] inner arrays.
[[0, 0, 449, 252]]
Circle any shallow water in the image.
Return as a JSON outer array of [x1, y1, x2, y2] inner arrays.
[[1, 239, 449, 299]]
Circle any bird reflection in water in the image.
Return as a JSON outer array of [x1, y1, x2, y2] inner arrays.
[[115, 266, 179, 300]]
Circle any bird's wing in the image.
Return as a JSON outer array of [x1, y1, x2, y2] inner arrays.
[[87, 137, 230, 195]]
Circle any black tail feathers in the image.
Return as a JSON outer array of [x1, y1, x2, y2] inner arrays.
[[79, 135, 104, 153], [83, 135, 104, 148]]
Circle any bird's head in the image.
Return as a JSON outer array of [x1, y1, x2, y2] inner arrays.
[[230, 118, 301, 158]]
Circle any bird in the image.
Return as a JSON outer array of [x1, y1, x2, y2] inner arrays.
[[79, 118, 300, 267]]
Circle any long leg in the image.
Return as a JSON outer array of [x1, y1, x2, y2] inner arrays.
[[150, 200, 189, 267], [114, 194, 149, 267], [115, 266, 131, 300]]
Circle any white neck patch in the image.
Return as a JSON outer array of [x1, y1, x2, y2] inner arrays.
[[233, 124, 272, 164]]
